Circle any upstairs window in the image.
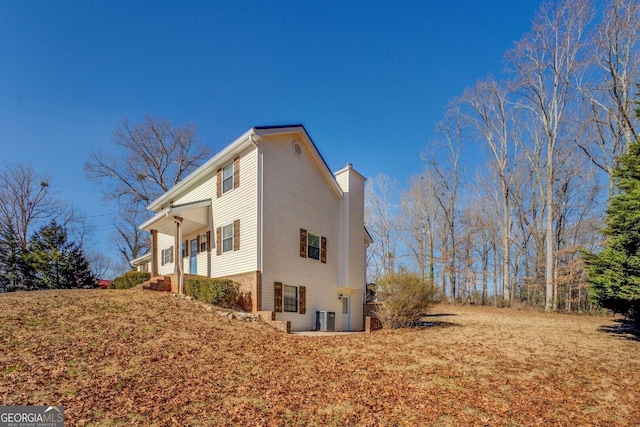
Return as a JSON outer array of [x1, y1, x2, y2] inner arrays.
[[307, 233, 320, 260], [217, 156, 240, 198], [299, 228, 327, 263], [222, 163, 233, 193]]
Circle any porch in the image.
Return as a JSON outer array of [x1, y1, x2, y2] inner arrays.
[[139, 199, 212, 294]]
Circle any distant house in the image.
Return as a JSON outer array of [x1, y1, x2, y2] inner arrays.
[[130, 253, 151, 273], [96, 279, 114, 289], [131, 125, 371, 332]]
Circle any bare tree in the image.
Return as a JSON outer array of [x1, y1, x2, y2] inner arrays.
[[85, 115, 212, 264], [0, 163, 63, 250], [86, 251, 116, 281], [506, 0, 592, 310], [399, 172, 439, 283], [578, 0, 640, 195], [425, 106, 464, 301], [365, 174, 398, 280], [462, 77, 516, 303]]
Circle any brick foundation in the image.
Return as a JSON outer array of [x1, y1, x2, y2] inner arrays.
[[258, 311, 290, 333], [211, 271, 262, 313], [365, 316, 383, 333]]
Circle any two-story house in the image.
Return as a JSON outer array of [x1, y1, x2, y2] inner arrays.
[[134, 125, 370, 332]]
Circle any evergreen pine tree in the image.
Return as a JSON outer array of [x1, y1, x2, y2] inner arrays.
[[584, 141, 640, 326], [26, 221, 96, 289], [0, 223, 30, 292]]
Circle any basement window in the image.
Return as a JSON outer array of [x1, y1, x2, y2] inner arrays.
[[283, 285, 298, 312]]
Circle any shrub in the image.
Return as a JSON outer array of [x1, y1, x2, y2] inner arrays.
[[186, 277, 239, 308], [113, 271, 151, 289], [374, 272, 440, 329]]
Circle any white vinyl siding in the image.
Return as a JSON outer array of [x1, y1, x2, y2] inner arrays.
[[171, 175, 216, 207], [260, 133, 343, 331], [210, 148, 258, 277], [153, 148, 257, 279], [335, 166, 367, 331]]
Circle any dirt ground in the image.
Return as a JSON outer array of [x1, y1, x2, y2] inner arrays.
[[1, 288, 638, 426]]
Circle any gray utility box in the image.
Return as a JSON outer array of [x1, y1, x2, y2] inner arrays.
[[316, 311, 336, 331]]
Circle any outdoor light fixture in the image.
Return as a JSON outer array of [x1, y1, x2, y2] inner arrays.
[[339, 294, 343, 300]]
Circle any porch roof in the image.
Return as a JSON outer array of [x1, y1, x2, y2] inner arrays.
[[139, 199, 211, 236]]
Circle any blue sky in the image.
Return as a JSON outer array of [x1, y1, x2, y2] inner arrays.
[[1, 0, 542, 260]]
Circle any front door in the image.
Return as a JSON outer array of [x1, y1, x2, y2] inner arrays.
[[341, 296, 350, 331], [190, 239, 198, 274]]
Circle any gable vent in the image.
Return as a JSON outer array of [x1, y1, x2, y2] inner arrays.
[[292, 141, 302, 156]]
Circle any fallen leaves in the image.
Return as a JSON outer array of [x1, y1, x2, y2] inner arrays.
[[0, 289, 639, 426]]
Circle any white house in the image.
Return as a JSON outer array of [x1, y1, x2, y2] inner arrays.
[[135, 125, 370, 332]]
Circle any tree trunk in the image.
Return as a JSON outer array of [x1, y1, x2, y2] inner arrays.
[[546, 150, 554, 311], [502, 178, 511, 304]]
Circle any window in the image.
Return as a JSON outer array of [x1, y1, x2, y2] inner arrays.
[[274, 283, 306, 314], [161, 247, 173, 265], [299, 229, 327, 263], [217, 156, 239, 198], [181, 241, 187, 258], [222, 163, 233, 193], [222, 224, 233, 253], [200, 233, 208, 252], [216, 220, 239, 256], [307, 233, 320, 260], [283, 285, 298, 312]]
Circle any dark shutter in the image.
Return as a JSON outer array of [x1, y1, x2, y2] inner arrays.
[[216, 227, 222, 256], [274, 282, 283, 313], [216, 168, 222, 198], [206, 231, 211, 251], [196, 235, 201, 253], [321, 236, 327, 264], [184, 240, 188, 258], [300, 229, 307, 258], [161, 250, 165, 266], [233, 156, 240, 189], [233, 219, 240, 251], [299, 286, 306, 314]]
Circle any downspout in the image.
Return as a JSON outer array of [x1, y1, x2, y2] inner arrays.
[[250, 133, 264, 274], [174, 216, 184, 295]]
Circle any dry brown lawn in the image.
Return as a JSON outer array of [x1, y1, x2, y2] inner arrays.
[[0, 288, 638, 426]]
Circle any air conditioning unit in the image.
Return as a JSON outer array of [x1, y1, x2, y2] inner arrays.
[[316, 311, 336, 331]]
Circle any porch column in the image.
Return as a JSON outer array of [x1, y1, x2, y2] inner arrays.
[[174, 216, 184, 295], [151, 230, 158, 276]]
